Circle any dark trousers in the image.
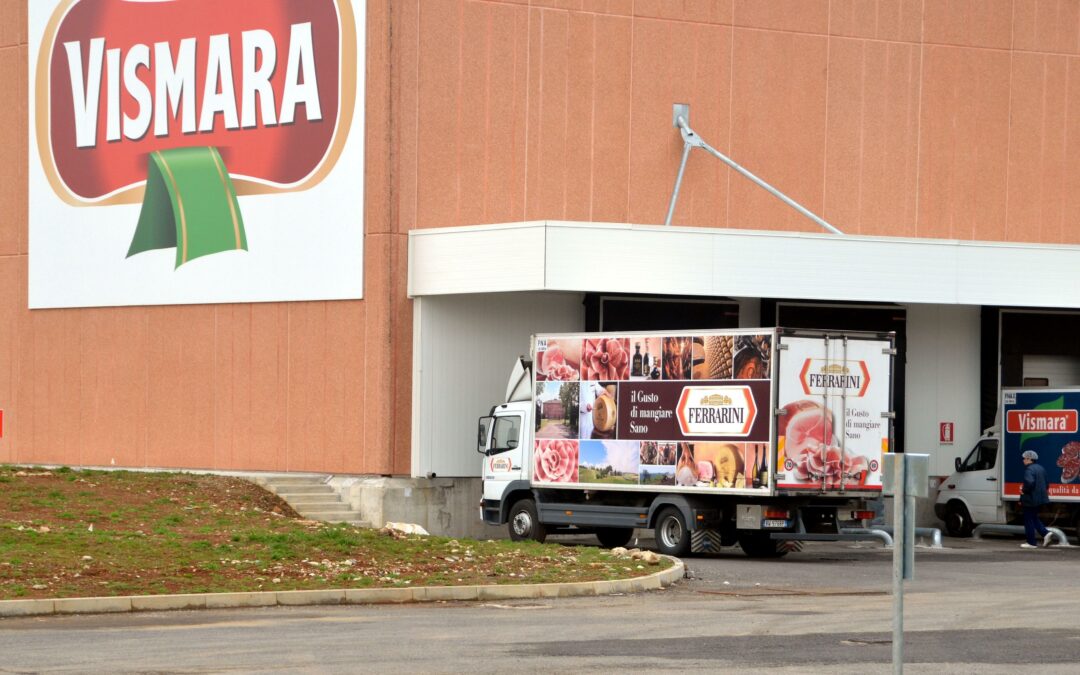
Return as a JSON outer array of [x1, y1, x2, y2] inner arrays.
[[1023, 505, 1049, 544]]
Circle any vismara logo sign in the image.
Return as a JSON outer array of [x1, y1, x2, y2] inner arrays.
[[30, 0, 365, 309], [676, 386, 757, 437], [35, 0, 357, 267], [1006, 410, 1078, 434], [798, 360, 871, 397]]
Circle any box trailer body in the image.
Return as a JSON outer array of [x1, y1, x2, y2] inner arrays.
[[478, 327, 896, 557], [935, 387, 1080, 536]]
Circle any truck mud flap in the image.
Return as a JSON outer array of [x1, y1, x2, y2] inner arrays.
[[691, 529, 723, 554]]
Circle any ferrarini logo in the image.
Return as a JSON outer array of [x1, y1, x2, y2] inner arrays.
[[35, 0, 356, 267], [1006, 410, 1078, 434], [676, 386, 757, 437], [799, 360, 871, 397]]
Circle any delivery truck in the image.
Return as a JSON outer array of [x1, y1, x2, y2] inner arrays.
[[935, 387, 1080, 537], [478, 327, 896, 557]]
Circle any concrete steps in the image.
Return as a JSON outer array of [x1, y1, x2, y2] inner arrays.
[[260, 475, 370, 526]]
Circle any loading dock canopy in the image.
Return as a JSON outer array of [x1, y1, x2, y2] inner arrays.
[[409, 221, 1079, 309]]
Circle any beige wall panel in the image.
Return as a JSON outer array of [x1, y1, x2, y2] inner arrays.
[[629, 19, 731, 227], [363, 234, 394, 474], [532, 0, 582, 11], [634, 0, 732, 24], [828, 0, 879, 39], [1065, 59, 1080, 244], [734, 0, 829, 34], [918, 46, 1010, 241], [830, 0, 922, 42], [23, 309, 82, 465], [78, 308, 149, 468], [327, 301, 366, 473], [212, 306, 248, 470], [923, 0, 1012, 50], [0, 0, 26, 47], [1007, 53, 1068, 244], [394, 0, 419, 233], [391, 234, 413, 476], [582, 0, 632, 16], [0, 257, 18, 463], [1013, 0, 1080, 55], [367, 0, 392, 235], [0, 46, 26, 256], [590, 14, 632, 223], [144, 307, 215, 469], [524, 9, 544, 221], [285, 303, 330, 472], [13, 257, 30, 461], [565, 12, 595, 221], [823, 38, 862, 231], [246, 304, 290, 471], [825, 38, 920, 236], [459, 2, 494, 226], [417, 0, 461, 228], [535, 10, 571, 219], [729, 28, 827, 232]]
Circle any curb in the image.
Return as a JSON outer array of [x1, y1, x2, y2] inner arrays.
[[0, 557, 683, 618]]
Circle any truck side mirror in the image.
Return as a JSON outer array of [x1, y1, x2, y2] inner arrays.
[[954, 457, 962, 472], [477, 416, 492, 454], [507, 439, 518, 450]]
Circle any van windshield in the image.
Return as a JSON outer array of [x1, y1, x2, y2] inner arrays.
[[959, 439, 998, 472]]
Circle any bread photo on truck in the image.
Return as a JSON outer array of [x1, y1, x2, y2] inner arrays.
[[935, 387, 1080, 538], [477, 327, 896, 558]]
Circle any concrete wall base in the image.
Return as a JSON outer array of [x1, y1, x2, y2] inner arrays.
[[332, 476, 504, 539]]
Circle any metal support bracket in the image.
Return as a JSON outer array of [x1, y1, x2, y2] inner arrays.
[[664, 103, 843, 235]]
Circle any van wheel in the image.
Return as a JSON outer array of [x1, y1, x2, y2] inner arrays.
[[654, 507, 690, 557], [508, 498, 547, 543], [737, 532, 788, 558], [595, 527, 634, 549], [945, 502, 974, 538]]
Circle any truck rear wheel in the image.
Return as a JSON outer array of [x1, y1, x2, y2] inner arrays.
[[508, 498, 547, 543], [944, 502, 974, 538], [654, 507, 690, 557], [595, 527, 634, 549], [737, 532, 788, 558]]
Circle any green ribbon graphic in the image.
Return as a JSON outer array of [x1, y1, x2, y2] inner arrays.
[[128, 147, 248, 267]]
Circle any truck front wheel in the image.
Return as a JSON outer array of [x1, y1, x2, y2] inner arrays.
[[654, 507, 690, 557], [508, 498, 547, 543], [944, 502, 974, 538]]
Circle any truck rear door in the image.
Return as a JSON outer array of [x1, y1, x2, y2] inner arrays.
[[775, 331, 893, 493]]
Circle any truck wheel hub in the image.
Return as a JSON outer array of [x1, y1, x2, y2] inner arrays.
[[660, 517, 682, 547], [512, 512, 532, 535]]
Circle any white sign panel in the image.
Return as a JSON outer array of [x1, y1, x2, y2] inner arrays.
[[28, 0, 365, 308]]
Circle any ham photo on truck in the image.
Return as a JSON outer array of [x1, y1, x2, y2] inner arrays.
[[478, 327, 895, 557]]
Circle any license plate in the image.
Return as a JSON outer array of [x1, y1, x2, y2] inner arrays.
[[762, 519, 789, 528]]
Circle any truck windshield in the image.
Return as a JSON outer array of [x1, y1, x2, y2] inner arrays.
[[959, 440, 998, 472], [491, 415, 522, 453]]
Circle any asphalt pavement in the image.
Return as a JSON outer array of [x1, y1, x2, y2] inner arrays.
[[1, 535, 1077, 674]]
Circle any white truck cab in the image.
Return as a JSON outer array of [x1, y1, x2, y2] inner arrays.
[[934, 431, 1005, 536]]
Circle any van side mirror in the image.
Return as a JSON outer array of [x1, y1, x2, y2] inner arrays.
[[954, 457, 962, 472]]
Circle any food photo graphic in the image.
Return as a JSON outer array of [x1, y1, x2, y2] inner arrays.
[[532, 333, 774, 490]]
